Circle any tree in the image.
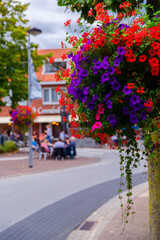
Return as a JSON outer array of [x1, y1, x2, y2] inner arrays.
[[57, 0, 160, 22], [0, 0, 48, 109], [57, 3, 160, 239]]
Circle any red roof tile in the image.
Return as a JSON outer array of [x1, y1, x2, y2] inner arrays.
[[36, 48, 72, 82]]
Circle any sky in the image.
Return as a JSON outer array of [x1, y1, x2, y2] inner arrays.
[[21, 0, 80, 50]]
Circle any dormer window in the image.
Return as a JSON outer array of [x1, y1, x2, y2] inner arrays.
[[45, 61, 67, 73]]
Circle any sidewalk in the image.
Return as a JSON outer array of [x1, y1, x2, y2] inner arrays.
[[67, 182, 150, 240], [0, 151, 99, 179]]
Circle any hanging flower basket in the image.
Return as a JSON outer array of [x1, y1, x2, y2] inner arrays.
[[10, 105, 38, 133]]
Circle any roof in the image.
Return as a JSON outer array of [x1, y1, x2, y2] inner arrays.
[[36, 48, 72, 82]]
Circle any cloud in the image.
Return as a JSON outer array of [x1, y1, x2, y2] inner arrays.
[[21, 0, 80, 49]]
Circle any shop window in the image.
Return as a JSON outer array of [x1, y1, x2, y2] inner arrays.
[[45, 61, 67, 73], [43, 88, 59, 104]]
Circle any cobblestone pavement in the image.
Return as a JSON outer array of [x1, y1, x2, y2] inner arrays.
[[0, 151, 99, 179]]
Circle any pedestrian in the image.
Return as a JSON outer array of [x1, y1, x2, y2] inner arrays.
[[45, 124, 52, 142]]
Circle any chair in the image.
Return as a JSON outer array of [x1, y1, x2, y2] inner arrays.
[[65, 145, 76, 159], [39, 147, 48, 160], [53, 148, 65, 160]]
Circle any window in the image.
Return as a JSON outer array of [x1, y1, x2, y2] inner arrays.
[[43, 88, 59, 104], [45, 62, 67, 73], [51, 89, 58, 102], [44, 89, 49, 102]]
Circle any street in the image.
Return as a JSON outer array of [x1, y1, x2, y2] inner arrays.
[[0, 148, 147, 240]]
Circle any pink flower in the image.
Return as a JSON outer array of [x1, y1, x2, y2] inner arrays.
[[97, 107, 105, 114], [96, 113, 100, 120], [98, 103, 104, 108], [91, 121, 102, 131]]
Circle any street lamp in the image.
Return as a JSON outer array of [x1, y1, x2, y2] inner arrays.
[[28, 27, 42, 168]]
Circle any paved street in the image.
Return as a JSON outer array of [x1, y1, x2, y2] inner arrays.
[[0, 148, 148, 240]]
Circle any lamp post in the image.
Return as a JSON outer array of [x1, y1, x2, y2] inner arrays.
[[28, 27, 42, 168]]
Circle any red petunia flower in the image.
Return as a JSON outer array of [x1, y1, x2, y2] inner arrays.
[[125, 39, 133, 47], [64, 19, 71, 27], [151, 42, 160, 50], [61, 54, 67, 61], [112, 38, 120, 44], [148, 49, 157, 56], [139, 55, 147, 62], [49, 56, 55, 64]]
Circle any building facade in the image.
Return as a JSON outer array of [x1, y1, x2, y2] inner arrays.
[[0, 48, 71, 138]]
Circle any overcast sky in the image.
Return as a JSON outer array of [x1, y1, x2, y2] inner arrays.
[[21, 0, 80, 50]]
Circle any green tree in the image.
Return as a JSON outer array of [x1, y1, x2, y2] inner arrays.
[[0, 0, 48, 109], [57, 0, 160, 22]]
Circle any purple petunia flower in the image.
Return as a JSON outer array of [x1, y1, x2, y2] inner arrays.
[[68, 84, 75, 95], [78, 68, 88, 78], [102, 60, 109, 69], [122, 107, 129, 115], [91, 67, 98, 75], [87, 101, 95, 110], [91, 83, 95, 88], [112, 82, 121, 91], [101, 73, 109, 85], [83, 86, 89, 95], [81, 56, 89, 62], [103, 56, 108, 61], [82, 96, 88, 103], [106, 100, 113, 109], [107, 114, 118, 126], [107, 66, 115, 75], [104, 92, 112, 101], [130, 110, 137, 116], [71, 71, 77, 78], [93, 57, 98, 63], [140, 111, 147, 120], [123, 86, 132, 95], [130, 115, 138, 124], [109, 76, 116, 85], [92, 94, 99, 101], [130, 95, 140, 105], [117, 47, 126, 55], [118, 23, 129, 30], [94, 61, 102, 70], [72, 78, 82, 87], [67, 53, 73, 58], [114, 58, 121, 67]]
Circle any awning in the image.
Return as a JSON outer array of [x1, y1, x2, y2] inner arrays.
[[0, 117, 12, 124], [35, 115, 61, 123], [0, 115, 75, 124]]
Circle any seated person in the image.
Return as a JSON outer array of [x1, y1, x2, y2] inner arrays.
[[53, 138, 65, 159], [65, 136, 76, 159], [40, 139, 50, 158], [32, 139, 39, 151], [111, 134, 119, 146]]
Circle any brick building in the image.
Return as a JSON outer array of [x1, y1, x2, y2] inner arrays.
[[0, 48, 71, 138]]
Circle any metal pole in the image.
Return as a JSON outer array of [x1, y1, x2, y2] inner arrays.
[[28, 33, 33, 168]]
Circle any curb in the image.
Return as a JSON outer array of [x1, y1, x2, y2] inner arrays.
[[66, 181, 148, 240]]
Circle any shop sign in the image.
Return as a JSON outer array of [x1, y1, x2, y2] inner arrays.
[[35, 106, 61, 114]]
